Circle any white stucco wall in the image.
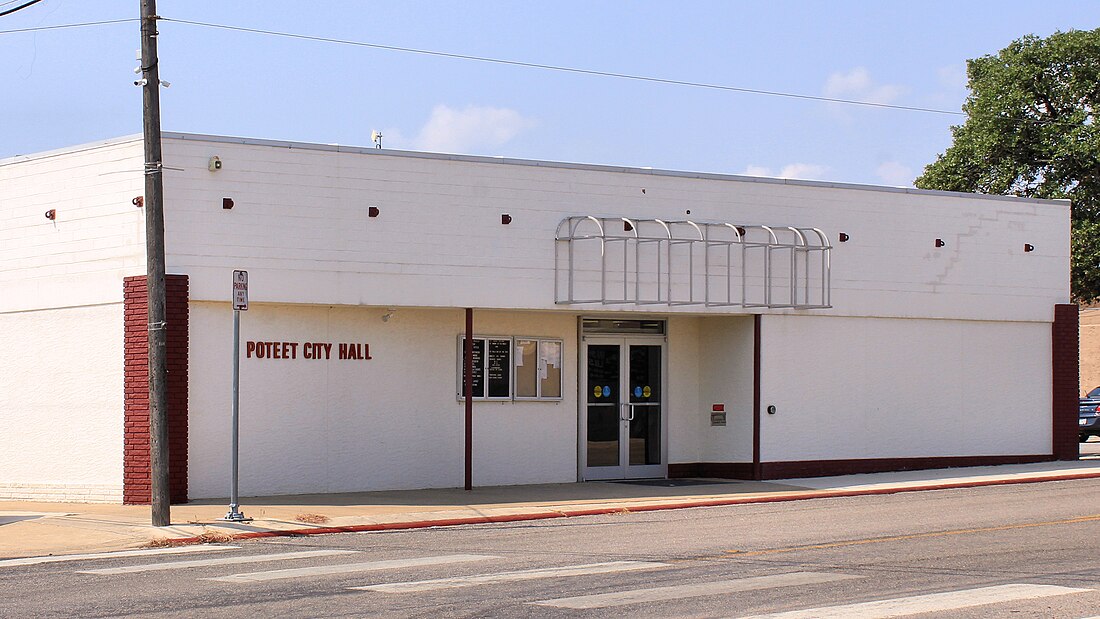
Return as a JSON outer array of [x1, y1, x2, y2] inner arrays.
[[469, 310, 578, 486], [0, 304, 124, 502], [665, 316, 756, 466], [698, 316, 756, 463], [0, 137, 144, 502], [160, 134, 1070, 324], [188, 304, 579, 498], [666, 317, 703, 465], [0, 137, 145, 313], [758, 315, 1053, 461]]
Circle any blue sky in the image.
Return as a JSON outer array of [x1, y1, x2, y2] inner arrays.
[[2, 1, 1097, 186]]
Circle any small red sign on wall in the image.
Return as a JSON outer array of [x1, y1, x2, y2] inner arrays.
[[712, 403, 725, 412]]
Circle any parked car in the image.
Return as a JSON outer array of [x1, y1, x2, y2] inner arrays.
[[1080, 387, 1100, 442]]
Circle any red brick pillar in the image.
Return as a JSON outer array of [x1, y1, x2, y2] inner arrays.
[[123, 275, 189, 504], [1052, 304, 1079, 461]]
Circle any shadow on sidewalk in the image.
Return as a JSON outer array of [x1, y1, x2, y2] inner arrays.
[[179, 479, 811, 509]]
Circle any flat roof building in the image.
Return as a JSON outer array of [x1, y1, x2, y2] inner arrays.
[[0, 133, 1079, 503]]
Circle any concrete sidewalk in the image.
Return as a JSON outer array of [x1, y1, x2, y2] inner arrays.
[[4, 460, 1100, 561]]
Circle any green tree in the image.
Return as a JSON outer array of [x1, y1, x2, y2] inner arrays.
[[915, 28, 1100, 302]]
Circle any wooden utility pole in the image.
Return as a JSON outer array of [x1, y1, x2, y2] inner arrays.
[[140, 0, 170, 527]]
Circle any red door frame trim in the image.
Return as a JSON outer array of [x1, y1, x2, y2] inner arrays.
[[464, 308, 474, 490]]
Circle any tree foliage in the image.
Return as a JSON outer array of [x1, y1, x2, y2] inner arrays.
[[915, 28, 1100, 302]]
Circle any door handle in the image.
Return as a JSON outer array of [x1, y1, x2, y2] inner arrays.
[[620, 403, 635, 421]]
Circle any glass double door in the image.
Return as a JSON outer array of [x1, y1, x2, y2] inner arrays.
[[582, 338, 665, 480]]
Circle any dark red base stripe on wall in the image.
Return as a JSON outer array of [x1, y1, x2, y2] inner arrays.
[[757, 455, 1052, 479], [1052, 303, 1080, 461], [123, 275, 189, 505], [669, 462, 755, 479], [670, 455, 1053, 481]]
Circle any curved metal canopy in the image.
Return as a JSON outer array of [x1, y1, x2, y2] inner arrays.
[[555, 216, 831, 309]]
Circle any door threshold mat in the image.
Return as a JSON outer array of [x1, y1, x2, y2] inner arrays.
[[608, 478, 741, 487]]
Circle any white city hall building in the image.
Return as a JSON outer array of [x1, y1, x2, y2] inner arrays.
[[0, 133, 1080, 504]]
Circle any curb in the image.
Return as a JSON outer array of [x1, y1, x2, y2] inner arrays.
[[166, 470, 1100, 546]]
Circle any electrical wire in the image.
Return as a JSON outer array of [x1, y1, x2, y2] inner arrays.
[[1, 14, 1088, 133], [0, 17, 135, 34], [161, 17, 967, 118], [0, 0, 45, 18]]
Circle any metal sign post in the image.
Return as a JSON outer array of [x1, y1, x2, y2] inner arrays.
[[222, 270, 251, 522]]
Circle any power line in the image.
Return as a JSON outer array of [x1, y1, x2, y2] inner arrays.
[[0, 18, 136, 34], [0, 0, 45, 18], [161, 17, 967, 118], [2, 15, 1086, 133]]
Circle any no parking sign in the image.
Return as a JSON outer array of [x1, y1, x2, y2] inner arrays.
[[232, 270, 248, 311]]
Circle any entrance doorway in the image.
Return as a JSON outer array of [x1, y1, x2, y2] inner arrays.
[[581, 336, 666, 480]]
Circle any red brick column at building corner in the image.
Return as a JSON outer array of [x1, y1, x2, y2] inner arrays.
[[123, 275, 189, 504], [1052, 303, 1080, 461]]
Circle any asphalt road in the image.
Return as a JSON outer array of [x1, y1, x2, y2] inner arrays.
[[3, 478, 1100, 618]]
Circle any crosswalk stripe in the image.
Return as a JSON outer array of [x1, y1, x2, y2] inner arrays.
[[202, 554, 498, 583], [0, 545, 239, 568], [75, 549, 359, 575], [530, 571, 861, 609], [352, 561, 668, 593], [734, 584, 1092, 618]]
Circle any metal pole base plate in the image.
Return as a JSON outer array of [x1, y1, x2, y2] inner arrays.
[[219, 510, 252, 523]]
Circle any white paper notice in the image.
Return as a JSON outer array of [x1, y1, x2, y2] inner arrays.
[[516, 340, 532, 366], [543, 341, 561, 367]]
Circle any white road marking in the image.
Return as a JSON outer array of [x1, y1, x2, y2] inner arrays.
[[735, 584, 1092, 618], [76, 549, 359, 575], [0, 545, 239, 568], [531, 571, 861, 609], [352, 561, 668, 593], [203, 554, 498, 583]]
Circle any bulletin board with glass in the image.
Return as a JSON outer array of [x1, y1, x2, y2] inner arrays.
[[514, 338, 563, 400], [457, 335, 563, 401], [457, 336, 512, 400]]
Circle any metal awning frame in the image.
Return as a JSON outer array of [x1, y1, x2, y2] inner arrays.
[[555, 216, 832, 309]]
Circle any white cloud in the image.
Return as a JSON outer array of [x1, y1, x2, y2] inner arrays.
[[927, 63, 969, 109], [410, 104, 534, 153], [778, 163, 828, 180], [823, 67, 903, 105], [741, 163, 829, 181], [937, 64, 968, 91], [875, 161, 914, 186], [376, 127, 407, 148]]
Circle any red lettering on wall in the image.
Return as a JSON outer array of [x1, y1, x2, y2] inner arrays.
[[247, 341, 365, 360]]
